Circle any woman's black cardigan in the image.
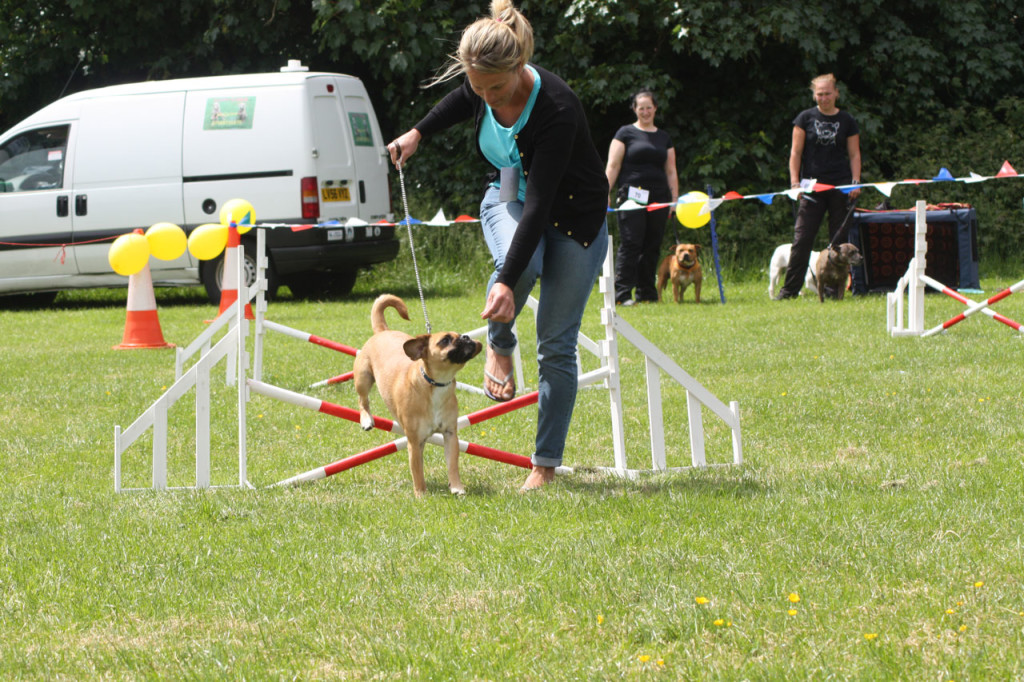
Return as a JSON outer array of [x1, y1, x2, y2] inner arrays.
[[413, 64, 609, 288]]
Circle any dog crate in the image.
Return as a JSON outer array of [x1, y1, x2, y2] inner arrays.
[[848, 206, 980, 294]]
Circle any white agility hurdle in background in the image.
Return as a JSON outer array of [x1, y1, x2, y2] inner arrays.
[[887, 200, 1024, 337], [114, 239, 255, 492], [114, 228, 742, 491]]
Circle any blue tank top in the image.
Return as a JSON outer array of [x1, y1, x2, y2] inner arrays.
[[479, 65, 541, 202]]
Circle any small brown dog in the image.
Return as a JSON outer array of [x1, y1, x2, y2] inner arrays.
[[657, 243, 702, 303], [815, 243, 863, 301], [353, 294, 482, 496]]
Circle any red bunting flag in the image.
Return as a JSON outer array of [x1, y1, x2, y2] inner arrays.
[[996, 160, 1018, 177], [722, 191, 744, 200], [812, 183, 835, 192], [454, 215, 478, 222]]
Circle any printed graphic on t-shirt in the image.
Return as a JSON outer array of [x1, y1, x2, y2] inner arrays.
[[813, 120, 840, 146]]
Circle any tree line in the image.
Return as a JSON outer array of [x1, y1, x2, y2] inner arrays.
[[2, 0, 1022, 263]]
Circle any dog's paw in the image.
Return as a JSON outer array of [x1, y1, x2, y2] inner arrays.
[[359, 412, 374, 431], [450, 485, 466, 496]]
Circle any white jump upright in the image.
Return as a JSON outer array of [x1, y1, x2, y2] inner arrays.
[[888, 199, 1024, 338], [887, 200, 929, 336], [114, 233, 257, 492], [593, 238, 742, 477]]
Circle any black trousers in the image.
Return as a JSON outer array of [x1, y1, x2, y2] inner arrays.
[[615, 192, 670, 303], [781, 189, 851, 297]]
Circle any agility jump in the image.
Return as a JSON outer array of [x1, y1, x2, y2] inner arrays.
[[114, 227, 742, 491], [887, 200, 1024, 337]]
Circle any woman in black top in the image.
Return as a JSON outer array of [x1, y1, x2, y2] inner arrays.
[[387, 0, 609, 492], [605, 91, 679, 305], [776, 73, 862, 300]]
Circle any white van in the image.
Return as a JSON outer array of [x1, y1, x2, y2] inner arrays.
[[0, 60, 397, 304]]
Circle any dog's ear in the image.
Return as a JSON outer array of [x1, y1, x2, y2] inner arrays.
[[403, 335, 431, 361], [695, 244, 702, 252]]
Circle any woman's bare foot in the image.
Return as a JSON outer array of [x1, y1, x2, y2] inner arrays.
[[483, 347, 515, 402], [520, 465, 556, 492]]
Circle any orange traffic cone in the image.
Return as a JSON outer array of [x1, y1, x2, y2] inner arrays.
[[209, 224, 254, 322], [114, 261, 174, 349]]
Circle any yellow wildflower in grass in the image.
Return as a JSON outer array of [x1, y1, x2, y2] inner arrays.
[[788, 609, 798, 616], [597, 615, 604, 625], [959, 625, 968, 633], [695, 596, 709, 605], [713, 619, 725, 626], [788, 593, 800, 603], [974, 581, 984, 588], [864, 633, 878, 641], [946, 609, 956, 614], [638, 655, 651, 663], [657, 659, 665, 667]]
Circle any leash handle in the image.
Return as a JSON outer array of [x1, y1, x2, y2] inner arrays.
[[396, 162, 431, 333]]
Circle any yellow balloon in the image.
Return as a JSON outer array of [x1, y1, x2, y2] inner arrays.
[[146, 222, 187, 261], [675, 191, 711, 229], [220, 198, 255, 234], [187, 223, 229, 261], [108, 232, 151, 276]]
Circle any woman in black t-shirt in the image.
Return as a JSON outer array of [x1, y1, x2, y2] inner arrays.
[[775, 73, 862, 300], [605, 91, 679, 305]]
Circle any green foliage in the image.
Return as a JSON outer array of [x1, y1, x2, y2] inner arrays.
[[2, 0, 1023, 263]]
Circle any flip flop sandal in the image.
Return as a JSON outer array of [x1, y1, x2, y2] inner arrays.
[[483, 368, 516, 403]]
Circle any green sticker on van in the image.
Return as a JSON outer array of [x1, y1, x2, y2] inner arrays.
[[349, 112, 373, 146], [204, 97, 256, 130]]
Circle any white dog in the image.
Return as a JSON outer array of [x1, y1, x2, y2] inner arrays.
[[768, 244, 819, 298]]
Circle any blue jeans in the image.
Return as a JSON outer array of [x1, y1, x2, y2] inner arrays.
[[480, 185, 609, 468]]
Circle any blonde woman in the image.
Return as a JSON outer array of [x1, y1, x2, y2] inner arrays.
[[388, 0, 609, 491], [776, 73, 862, 300]]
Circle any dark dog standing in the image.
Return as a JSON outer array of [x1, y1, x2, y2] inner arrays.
[[814, 243, 863, 301]]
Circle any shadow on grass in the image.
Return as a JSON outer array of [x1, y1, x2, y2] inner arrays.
[[556, 466, 768, 499]]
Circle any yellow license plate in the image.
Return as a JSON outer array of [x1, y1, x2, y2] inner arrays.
[[321, 187, 351, 202]]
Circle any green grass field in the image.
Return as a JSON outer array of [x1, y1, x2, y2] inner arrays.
[[1, 256, 1023, 680]]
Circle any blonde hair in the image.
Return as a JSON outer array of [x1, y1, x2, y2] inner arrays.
[[428, 0, 534, 86], [810, 73, 838, 91]]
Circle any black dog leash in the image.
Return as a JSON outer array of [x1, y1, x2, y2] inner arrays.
[[826, 197, 860, 250]]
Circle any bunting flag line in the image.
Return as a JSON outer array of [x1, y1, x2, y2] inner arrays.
[[246, 161, 1020, 230]]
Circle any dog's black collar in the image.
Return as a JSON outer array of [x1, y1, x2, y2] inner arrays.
[[420, 366, 451, 388]]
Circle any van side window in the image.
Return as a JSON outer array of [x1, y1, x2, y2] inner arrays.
[[0, 125, 69, 193]]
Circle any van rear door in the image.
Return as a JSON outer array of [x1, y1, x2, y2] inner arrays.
[[70, 92, 188, 276], [309, 78, 357, 222], [338, 82, 389, 222]]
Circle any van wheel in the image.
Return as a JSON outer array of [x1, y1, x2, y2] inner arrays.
[[200, 241, 278, 304], [286, 270, 358, 300]]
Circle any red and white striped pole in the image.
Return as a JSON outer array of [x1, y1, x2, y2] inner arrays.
[[247, 380, 533, 486], [262, 320, 359, 356], [920, 274, 1024, 337]]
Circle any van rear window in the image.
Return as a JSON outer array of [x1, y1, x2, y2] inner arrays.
[[349, 113, 373, 147]]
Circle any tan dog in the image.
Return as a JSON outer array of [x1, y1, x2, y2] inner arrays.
[[815, 243, 863, 301], [657, 243, 702, 303], [353, 294, 482, 496]]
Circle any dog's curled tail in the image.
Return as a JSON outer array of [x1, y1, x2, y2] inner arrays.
[[370, 294, 410, 333]]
